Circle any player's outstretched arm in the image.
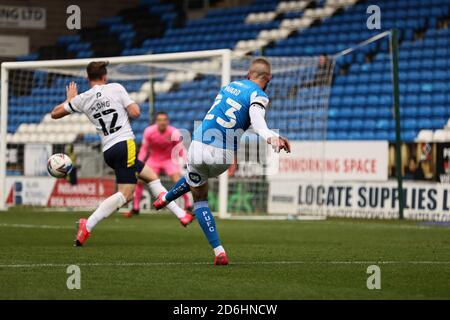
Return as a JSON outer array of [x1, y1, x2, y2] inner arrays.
[[115, 83, 140, 119], [126, 103, 141, 119], [51, 81, 78, 119], [249, 104, 291, 153], [267, 136, 291, 154]]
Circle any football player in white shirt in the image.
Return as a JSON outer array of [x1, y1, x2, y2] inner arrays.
[[51, 61, 194, 246]]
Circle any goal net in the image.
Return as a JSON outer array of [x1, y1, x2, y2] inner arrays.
[[0, 49, 335, 219]]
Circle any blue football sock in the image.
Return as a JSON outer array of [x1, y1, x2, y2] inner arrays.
[[194, 201, 221, 249], [165, 176, 190, 202]]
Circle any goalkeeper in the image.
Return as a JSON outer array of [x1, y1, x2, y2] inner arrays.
[[124, 111, 193, 219]]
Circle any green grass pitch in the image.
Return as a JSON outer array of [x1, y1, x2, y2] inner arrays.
[[0, 208, 449, 299]]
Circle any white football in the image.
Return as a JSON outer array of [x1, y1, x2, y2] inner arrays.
[[47, 153, 73, 178]]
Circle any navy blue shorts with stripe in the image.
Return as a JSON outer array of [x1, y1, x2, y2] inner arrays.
[[103, 139, 145, 184]]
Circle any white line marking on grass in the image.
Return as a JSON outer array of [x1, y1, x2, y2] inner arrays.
[[0, 223, 131, 231], [0, 223, 73, 230], [0, 260, 449, 269], [326, 221, 436, 230]]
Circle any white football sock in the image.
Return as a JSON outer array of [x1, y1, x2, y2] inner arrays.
[[148, 179, 185, 219], [214, 245, 225, 256], [86, 192, 127, 232]]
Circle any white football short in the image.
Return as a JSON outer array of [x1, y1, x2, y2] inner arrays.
[[185, 141, 234, 187]]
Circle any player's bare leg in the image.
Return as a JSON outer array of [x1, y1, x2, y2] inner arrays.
[[170, 172, 192, 211], [124, 179, 145, 218], [138, 165, 194, 226], [76, 183, 134, 246], [190, 182, 228, 265]]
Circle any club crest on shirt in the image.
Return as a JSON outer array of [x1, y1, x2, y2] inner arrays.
[[189, 172, 201, 183]]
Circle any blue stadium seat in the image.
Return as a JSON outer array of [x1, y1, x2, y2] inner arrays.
[[9, 0, 450, 145]]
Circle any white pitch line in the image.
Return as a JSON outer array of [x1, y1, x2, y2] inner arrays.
[[0, 260, 449, 269], [0, 223, 73, 230], [0, 223, 132, 230]]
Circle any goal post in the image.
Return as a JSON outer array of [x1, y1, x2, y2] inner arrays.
[[0, 49, 232, 213], [218, 49, 231, 219], [0, 65, 8, 212]]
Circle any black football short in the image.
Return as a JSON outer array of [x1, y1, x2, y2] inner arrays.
[[103, 139, 144, 184]]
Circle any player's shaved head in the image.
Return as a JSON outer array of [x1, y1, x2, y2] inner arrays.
[[87, 61, 109, 81], [248, 58, 272, 90]]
